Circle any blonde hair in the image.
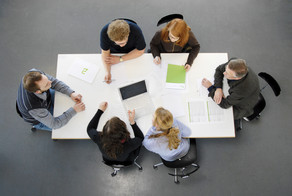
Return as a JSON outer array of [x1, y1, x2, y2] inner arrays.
[[161, 19, 190, 47], [107, 20, 130, 42], [149, 107, 181, 150]]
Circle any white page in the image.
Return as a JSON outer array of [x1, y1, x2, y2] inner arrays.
[[207, 100, 224, 122], [68, 58, 99, 83], [197, 77, 214, 97], [188, 100, 208, 123]]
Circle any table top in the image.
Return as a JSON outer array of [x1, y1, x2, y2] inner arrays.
[[52, 53, 235, 139]]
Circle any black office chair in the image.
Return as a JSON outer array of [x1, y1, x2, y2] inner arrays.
[[113, 18, 137, 24], [157, 14, 184, 26], [103, 155, 142, 177], [153, 139, 200, 184], [16, 102, 36, 132], [244, 72, 281, 121], [236, 72, 281, 130]]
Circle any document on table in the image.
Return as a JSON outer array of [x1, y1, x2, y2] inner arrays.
[[197, 78, 213, 97], [68, 58, 100, 83], [187, 100, 224, 123], [165, 64, 186, 89]]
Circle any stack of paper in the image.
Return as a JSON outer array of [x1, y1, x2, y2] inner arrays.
[[68, 58, 100, 83], [165, 64, 186, 89]]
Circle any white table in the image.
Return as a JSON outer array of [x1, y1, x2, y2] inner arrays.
[[52, 53, 235, 139]]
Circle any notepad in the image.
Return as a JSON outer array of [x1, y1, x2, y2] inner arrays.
[[68, 58, 99, 83], [165, 64, 186, 89]]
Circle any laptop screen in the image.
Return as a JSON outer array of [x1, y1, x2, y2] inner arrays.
[[120, 80, 147, 100]]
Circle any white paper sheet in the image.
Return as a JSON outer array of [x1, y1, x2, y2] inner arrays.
[[187, 99, 224, 123], [68, 58, 100, 83]]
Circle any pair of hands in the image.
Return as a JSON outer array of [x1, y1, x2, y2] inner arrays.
[[71, 92, 85, 112], [153, 56, 191, 72], [99, 102, 136, 125], [201, 78, 224, 104]]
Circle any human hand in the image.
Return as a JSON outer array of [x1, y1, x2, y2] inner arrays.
[[153, 56, 161, 65], [128, 110, 135, 125], [105, 55, 120, 65], [70, 92, 82, 103], [184, 64, 191, 72], [201, 78, 212, 88], [99, 102, 108, 112], [104, 73, 112, 84], [214, 88, 224, 104], [73, 102, 85, 113]]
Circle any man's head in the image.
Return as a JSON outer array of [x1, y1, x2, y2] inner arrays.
[[224, 59, 248, 80], [107, 20, 130, 47], [23, 72, 52, 93]]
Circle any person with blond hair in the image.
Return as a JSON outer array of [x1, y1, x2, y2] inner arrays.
[[150, 18, 200, 71], [100, 19, 146, 83], [143, 107, 191, 161]]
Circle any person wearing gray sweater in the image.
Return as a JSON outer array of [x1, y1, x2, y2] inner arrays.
[[17, 68, 85, 131]]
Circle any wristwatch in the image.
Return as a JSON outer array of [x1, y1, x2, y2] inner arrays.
[[119, 56, 124, 62]]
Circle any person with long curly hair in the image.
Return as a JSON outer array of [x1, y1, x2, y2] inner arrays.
[[150, 18, 200, 72], [87, 102, 144, 164], [143, 107, 191, 161]]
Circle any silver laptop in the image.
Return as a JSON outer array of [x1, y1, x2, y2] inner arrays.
[[118, 80, 155, 119]]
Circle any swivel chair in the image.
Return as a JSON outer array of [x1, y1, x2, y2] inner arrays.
[[16, 102, 36, 132], [153, 139, 200, 184], [103, 155, 143, 177], [157, 14, 183, 26], [113, 18, 137, 24], [237, 72, 281, 130]]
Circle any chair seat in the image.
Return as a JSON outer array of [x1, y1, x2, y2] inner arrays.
[[162, 140, 197, 168]]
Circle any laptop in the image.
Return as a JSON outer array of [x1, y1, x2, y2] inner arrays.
[[118, 80, 155, 119]]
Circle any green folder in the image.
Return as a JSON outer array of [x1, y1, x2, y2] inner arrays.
[[166, 64, 186, 83]]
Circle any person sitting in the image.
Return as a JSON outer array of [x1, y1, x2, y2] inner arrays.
[[143, 107, 191, 161], [100, 19, 146, 83], [150, 18, 200, 72], [201, 58, 260, 120], [87, 102, 144, 164], [16, 68, 85, 131]]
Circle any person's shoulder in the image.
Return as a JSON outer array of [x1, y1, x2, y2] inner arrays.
[[100, 23, 110, 34]]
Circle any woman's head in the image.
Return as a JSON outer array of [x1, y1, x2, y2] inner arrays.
[[153, 107, 173, 130], [150, 107, 181, 150], [101, 117, 130, 159], [161, 19, 190, 47]]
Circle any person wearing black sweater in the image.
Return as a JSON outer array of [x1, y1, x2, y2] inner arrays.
[[87, 102, 144, 165]]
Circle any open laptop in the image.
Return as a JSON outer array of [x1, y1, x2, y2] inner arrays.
[[118, 80, 155, 119]]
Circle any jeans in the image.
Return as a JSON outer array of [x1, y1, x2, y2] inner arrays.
[[33, 89, 55, 131]]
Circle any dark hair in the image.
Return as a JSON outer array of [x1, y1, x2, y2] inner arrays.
[[23, 72, 42, 92], [228, 59, 248, 78], [101, 117, 130, 159]]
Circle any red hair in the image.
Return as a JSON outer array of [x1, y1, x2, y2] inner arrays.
[[161, 19, 190, 47]]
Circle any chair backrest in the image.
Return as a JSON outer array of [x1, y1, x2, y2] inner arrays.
[[162, 139, 197, 168], [245, 93, 266, 121], [157, 14, 184, 26], [16, 102, 23, 118], [113, 18, 137, 24], [258, 72, 281, 96]]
